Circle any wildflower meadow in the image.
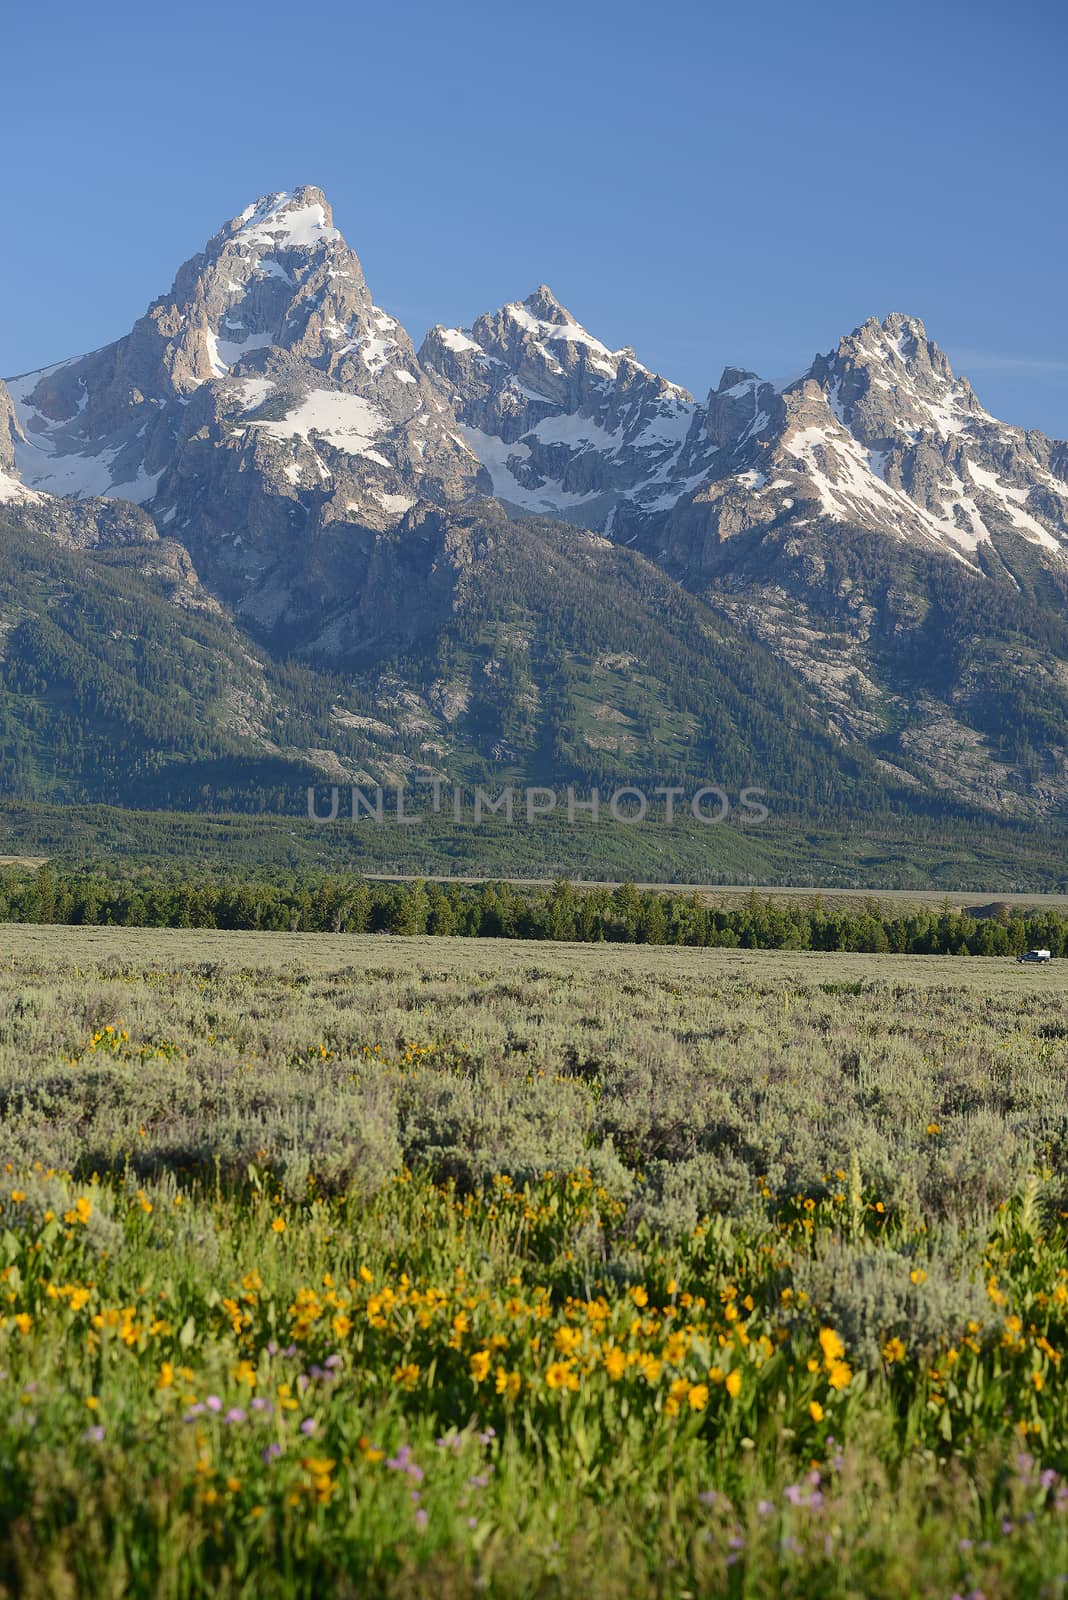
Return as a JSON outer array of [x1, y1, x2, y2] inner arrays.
[[0, 925, 1066, 1597]]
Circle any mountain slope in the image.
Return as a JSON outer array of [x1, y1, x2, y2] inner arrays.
[[312, 497, 894, 807], [0, 495, 478, 807]]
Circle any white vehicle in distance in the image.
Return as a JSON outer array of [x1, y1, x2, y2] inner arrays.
[[1017, 948, 1053, 963]]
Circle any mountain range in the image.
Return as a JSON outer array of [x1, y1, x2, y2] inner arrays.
[[4, 184, 1068, 829]]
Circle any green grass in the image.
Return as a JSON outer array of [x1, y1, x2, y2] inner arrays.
[[2, 930, 1068, 1596], [3, 797, 1068, 892]]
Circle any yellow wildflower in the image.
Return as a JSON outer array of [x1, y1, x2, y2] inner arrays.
[[495, 1367, 521, 1400], [469, 1349, 492, 1384], [604, 1346, 627, 1382], [818, 1328, 845, 1367]]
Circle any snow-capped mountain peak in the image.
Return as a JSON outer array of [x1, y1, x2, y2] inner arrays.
[[228, 186, 342, 251], [6, 188, 1068, 599], [4, 185, 484, 621], [419, 288, 708, 531], [656, 314, 1068, 573]]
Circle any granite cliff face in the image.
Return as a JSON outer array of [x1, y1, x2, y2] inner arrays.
[[0, 381, 42, 506]]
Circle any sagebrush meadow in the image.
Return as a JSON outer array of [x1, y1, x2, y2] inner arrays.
[[0, 927, 1066, 1596]]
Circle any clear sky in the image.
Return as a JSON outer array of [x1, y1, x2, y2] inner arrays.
[[4, 0, 1067, 433]]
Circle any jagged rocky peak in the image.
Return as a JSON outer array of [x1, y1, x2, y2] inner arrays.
[[808, 311, 988, 447], [658, 312, 1068, 575], [702, 368, 783, 451], [419, 286, 709, 530], [6, 184, 482, 535], [522, 283, 576, 326], [224, 186, 340, 245]]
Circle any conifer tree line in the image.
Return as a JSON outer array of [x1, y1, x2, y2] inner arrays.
[[0, 867, 1065, 956]]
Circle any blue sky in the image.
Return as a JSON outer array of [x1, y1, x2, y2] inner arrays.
[[4, 0, 1067, 433]]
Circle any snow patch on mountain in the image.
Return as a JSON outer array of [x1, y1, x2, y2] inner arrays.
[[233, 193, 341, 251], [0, 468, 43, 506], [249, 390, 388, 456]]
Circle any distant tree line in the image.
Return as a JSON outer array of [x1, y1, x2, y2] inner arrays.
[[0, 868, 1065, 956]]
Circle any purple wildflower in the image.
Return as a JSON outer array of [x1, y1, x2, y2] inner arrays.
[[262, 1442, 283, 1463], [224, 1407, 247, 1425], [299, 1417, 317, 1436], [205, 1395, 222, 1413]]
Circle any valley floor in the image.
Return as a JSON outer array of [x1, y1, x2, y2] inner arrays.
[[1, 929, 1067, 1596], [3, 920, 1068, 984]]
